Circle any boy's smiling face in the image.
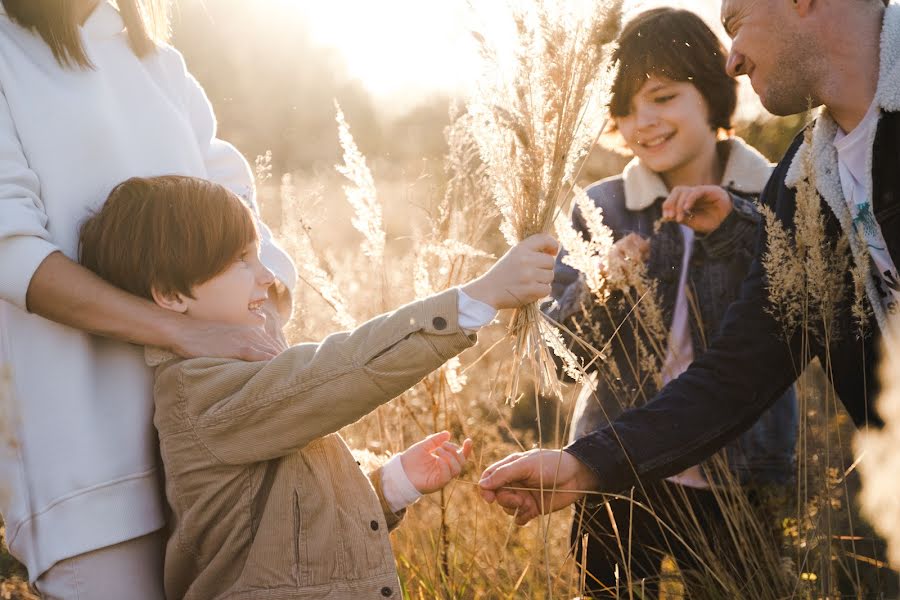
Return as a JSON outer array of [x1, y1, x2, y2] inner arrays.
[[615, 76, 715, 179], [153, 239, 275, 327]]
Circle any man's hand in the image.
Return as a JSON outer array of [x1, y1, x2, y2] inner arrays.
[[401, 431, 473, 494], [478, 449, 599, 526], [661, 185, 733, 235], [461, 234, 559, 310]]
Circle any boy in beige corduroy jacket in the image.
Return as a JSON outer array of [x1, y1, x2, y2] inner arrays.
[[78, 175, 558, 599]]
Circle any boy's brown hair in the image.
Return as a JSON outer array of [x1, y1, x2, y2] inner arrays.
[[609, 8, 737, 131], [79, 175, 258, 301]]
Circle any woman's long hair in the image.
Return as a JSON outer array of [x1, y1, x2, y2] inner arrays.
[[1, 0, 169, 68]]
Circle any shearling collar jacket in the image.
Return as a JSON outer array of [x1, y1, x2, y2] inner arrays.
[[784, 4, 900, 332]]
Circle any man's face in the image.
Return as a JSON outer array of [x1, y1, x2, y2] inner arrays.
[[722, 0, 823, 115]]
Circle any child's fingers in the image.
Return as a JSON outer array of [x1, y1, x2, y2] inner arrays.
[[532, 252, 557, 271], [439, 443, 465, 471], [413, 431, 451, 453], [522, 233, 560, 256], [434, 446, 464, 477], [461, 439, 474, 460]]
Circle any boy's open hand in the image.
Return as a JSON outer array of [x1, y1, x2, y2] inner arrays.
[[461, 233, 559, 310], [401, 431, 473, 495]]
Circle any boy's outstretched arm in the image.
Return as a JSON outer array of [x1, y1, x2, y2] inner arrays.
[[160, 235, 558, 465]]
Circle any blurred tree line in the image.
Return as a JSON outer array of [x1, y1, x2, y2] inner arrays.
[[171, 0, 452, 176], [171, 0, 807, 186]]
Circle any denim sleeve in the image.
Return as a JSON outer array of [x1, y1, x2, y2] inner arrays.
[[696, 194, 761, 259], [564, 183, 805, 493]]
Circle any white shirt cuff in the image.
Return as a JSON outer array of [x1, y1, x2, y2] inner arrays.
[[456, 288, 498, 332], [381, 454, 423, 513]]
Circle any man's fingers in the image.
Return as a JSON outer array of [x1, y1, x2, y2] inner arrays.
[[515, 508, 538, 526], [480, 458, 530, 491], [494, 489, 523, 511], [480, 453, 522, 484]]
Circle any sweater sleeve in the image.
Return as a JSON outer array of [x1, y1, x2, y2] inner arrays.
[[0, 86, 59, 311], [169, 47, 297, 321], [171, 289, 475, 465]]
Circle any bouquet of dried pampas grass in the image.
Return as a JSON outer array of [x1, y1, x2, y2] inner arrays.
[[466, 0, 623, 400]]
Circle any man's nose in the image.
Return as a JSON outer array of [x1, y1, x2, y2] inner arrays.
[[726, 50, 745, 78]]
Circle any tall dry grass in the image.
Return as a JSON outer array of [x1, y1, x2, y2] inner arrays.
[[467, 0, 622, 400]]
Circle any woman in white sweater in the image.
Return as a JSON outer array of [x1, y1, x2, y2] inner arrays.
[[0, 1, 296, 597]]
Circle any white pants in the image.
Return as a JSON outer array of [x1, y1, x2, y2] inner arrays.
[[33, 531, 165, 600]]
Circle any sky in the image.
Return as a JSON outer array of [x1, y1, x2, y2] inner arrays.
[[290, 0, 724, 98]]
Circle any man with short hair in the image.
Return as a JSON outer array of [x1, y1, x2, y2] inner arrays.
[[479, 0, 899, 530]]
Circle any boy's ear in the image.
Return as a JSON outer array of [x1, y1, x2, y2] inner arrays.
[[151, 286, 189, 314]]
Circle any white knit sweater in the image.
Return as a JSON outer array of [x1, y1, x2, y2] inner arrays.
[[0, 2, 295, 579]]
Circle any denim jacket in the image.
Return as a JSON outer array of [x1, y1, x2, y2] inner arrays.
[[548, 138, 797, 485]]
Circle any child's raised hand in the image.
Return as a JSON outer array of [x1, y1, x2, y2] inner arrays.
[[661, 185, 733, 235], [461, 233, 559, 310], [400, 431, 474, 495]]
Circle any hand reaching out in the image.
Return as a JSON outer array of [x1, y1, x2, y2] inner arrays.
[[478, 449, 599, 526], [661, 185, 733, 235], [401, 431, 473, 495]]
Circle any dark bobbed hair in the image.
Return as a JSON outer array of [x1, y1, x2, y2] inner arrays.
[[610, 8, 737, 131], [1, 0, 169, 68], [79, 175, 258, 301]]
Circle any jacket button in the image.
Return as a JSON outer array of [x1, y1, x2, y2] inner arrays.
[[370, 520, 379, 531], [432, 316, 448, 330], [381, 586, 393, 597]]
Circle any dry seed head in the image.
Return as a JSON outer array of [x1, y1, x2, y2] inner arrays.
[[334, 102, 386, 265]]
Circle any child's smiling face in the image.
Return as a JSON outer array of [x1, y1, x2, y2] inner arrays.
[[615, 76, 716, 178], [155, 239, 274, 327]]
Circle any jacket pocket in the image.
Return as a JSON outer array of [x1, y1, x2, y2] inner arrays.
[[293, 489, 307, 585]]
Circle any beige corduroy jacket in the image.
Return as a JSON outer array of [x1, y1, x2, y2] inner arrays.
[[148, 289, 474, 599]]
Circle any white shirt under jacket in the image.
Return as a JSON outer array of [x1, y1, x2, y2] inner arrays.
[[0, 3, 299, 579]]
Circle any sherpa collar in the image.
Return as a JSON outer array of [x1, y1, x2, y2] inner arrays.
[[783, 4, 900, 331], [622, 137, 772, 212]]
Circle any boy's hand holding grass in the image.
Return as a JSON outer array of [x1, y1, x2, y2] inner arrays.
[[401, 431, 473, 494], [461, 233, 559, 310]]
